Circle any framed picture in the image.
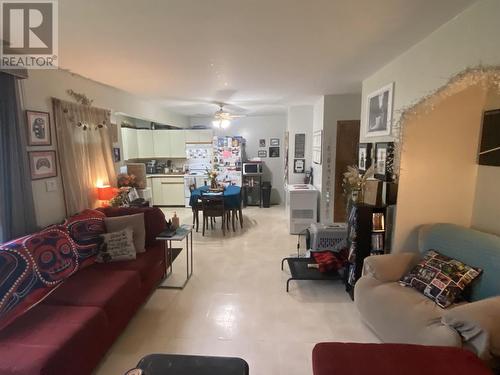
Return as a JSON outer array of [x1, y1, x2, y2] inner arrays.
[[313, 130, 322, 164], [358, 143, 372, 173], [270, 138, 280, 147], [259, 139, 266, 147], [257, 150, 267, 158], [365, 82, 394, 138], [26, 110, 51, 146], [29, 151, 57, 180], [293, 159, 305, 173], [294, 133, 305, 158], [113, 147, 121, 162], [269, 147, 280, 158], [374, 142, 394, 181]]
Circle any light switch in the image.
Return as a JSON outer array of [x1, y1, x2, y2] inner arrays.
[[46, 180, 57, 192]]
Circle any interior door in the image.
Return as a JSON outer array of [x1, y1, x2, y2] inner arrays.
[[334, 120, 360, 222]]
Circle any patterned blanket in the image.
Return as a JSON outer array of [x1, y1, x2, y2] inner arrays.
[[0, 209, 105, 330]]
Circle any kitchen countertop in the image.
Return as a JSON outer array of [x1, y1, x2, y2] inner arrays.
[[146, 173, 185, 177]]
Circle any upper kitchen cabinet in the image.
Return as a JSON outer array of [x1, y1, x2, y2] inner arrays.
[[185, 129, 213, 143], [169, 130, 186, 158], [152, 129, 170, 157], [121, 127, 138, 160], [136, 129, 155, 158], [152, 129, 185, 158]]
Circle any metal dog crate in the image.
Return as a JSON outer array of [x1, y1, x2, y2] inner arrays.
[[307, 223, 348, 252]]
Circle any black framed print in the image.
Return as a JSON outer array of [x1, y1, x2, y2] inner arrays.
[[26, 110, 51, 146], [269, 147, 280, 158], [358, 143, 372, 173], [374, 142, 394, 181], [293, 159, 305, 173], [365, 83, 394, 138]]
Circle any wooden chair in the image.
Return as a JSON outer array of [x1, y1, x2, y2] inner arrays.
[[226, 189, 243, 232], [190, 185, 202, 232], [201, 195, 226, 236]]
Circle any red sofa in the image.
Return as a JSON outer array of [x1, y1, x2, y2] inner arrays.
[[312, 343, 493, 375], [0, 207, 167, 375]]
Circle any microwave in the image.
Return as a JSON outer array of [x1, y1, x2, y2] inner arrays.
[[243, 162, 263, 175]]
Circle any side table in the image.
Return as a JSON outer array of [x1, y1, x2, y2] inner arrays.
[[156, 224, 193, 289]]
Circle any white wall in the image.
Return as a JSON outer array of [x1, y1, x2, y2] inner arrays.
[[190, 115, 287, 204], [360, 0, 500, 144], [360, 0, 500, 249], [287, 106, 313, 184], [21, 69, 189, 227], [312, 94, 361, 223]]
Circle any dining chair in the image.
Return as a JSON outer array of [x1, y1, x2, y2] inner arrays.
[[190, 185, 202, 232], [201, 195, 226, 236], [226, 189, 243, 232]]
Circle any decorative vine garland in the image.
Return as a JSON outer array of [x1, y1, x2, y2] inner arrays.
[[391, 65, 500, 178]]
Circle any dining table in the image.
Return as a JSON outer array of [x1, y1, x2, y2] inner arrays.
[[189, 185, 242, 210]]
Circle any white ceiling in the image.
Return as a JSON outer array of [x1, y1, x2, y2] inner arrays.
[[58, 0, 476, 117]]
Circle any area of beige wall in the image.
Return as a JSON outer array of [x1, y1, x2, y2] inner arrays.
[[21, 69, 188, 228], [471, 88, 500, 235], [394, 85, 487, 251]]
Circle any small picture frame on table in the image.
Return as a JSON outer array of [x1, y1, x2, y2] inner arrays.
[[358, 143, 372, 173], [26, 110, 51, 146], [374, 142, 394, 181]]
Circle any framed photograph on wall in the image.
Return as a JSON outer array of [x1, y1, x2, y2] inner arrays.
[[270, 138, 280, 147], [259, 139, 266, 147], [257, 150, 267, 158], [26, 110, 51, 146], [293, 159, 305, 173], [29, 150, 57, 180], [269, 147, 280, 158], [312, 130, 322, 164], [374, 142, 394, 181], [113, 147, 121, 162], [365, 82, 394, 138], [358, 143, 372, 173]]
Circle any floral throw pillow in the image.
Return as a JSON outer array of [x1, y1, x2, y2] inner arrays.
[[400, 250, 482, 308]]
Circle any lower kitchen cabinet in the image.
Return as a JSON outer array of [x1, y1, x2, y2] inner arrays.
[[151, 176, 185, 206]]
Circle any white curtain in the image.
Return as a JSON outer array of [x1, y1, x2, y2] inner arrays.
[[52, 98, 116, 215]]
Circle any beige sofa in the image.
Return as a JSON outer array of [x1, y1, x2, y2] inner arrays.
[[354, 224, 500, 367]]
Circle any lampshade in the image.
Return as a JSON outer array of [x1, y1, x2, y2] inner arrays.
[[97, 185, 116, 200]]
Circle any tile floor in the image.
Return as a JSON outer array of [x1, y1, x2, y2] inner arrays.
[[94, 206, 379, 375]]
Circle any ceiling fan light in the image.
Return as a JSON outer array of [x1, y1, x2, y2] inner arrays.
[[212, 120, 221, 128], [221, 119, 230, 128]]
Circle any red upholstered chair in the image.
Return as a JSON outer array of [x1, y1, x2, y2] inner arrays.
[[312, 343, 493, 375]]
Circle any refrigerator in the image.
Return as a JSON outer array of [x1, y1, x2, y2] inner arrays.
[[213, 136, 243, 186], [184, 143, 212, 207]]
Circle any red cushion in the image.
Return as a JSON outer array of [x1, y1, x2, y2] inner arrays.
[[312, 343, 492, 375], [64, 209, 106, 268], [92, 243, 165, 281], [0, 304, 108, 375], [0, 227, 80, 330], [97, 207, 166, 246], [42, 267, 141, 332]]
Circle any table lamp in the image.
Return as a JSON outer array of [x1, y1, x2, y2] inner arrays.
[[97, 185, 116, 206]]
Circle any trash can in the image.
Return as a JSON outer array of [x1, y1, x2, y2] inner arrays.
[[261, 181, 271, 208]]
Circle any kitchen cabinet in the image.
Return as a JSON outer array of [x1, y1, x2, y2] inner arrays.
[[136, 129, 155, 158], [121, 127, 138, 160], [185, 129, 213, 143], [151, 176, 185, 206], [153, 130, 185, 158], [168, 130, 186, 158], [152, 130, 170, 157]]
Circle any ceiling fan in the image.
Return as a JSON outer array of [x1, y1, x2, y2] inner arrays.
[[212, 103, 246, 129]]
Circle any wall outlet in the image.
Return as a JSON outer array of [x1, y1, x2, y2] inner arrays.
[[46, 180, 58, 192]]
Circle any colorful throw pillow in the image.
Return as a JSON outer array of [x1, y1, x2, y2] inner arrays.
[[65, 209, 106, 267], [104, 213, 146, 253], [400, 250, 482, 308], [97, 229, 136, 263], [0, 227, 79, 330]]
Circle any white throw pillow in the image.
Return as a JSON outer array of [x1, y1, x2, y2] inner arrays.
[[97, 228, 136, 263], [104, 213, 146, 253]]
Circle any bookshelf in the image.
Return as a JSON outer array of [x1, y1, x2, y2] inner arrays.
[[344, 203, 388, 300]]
